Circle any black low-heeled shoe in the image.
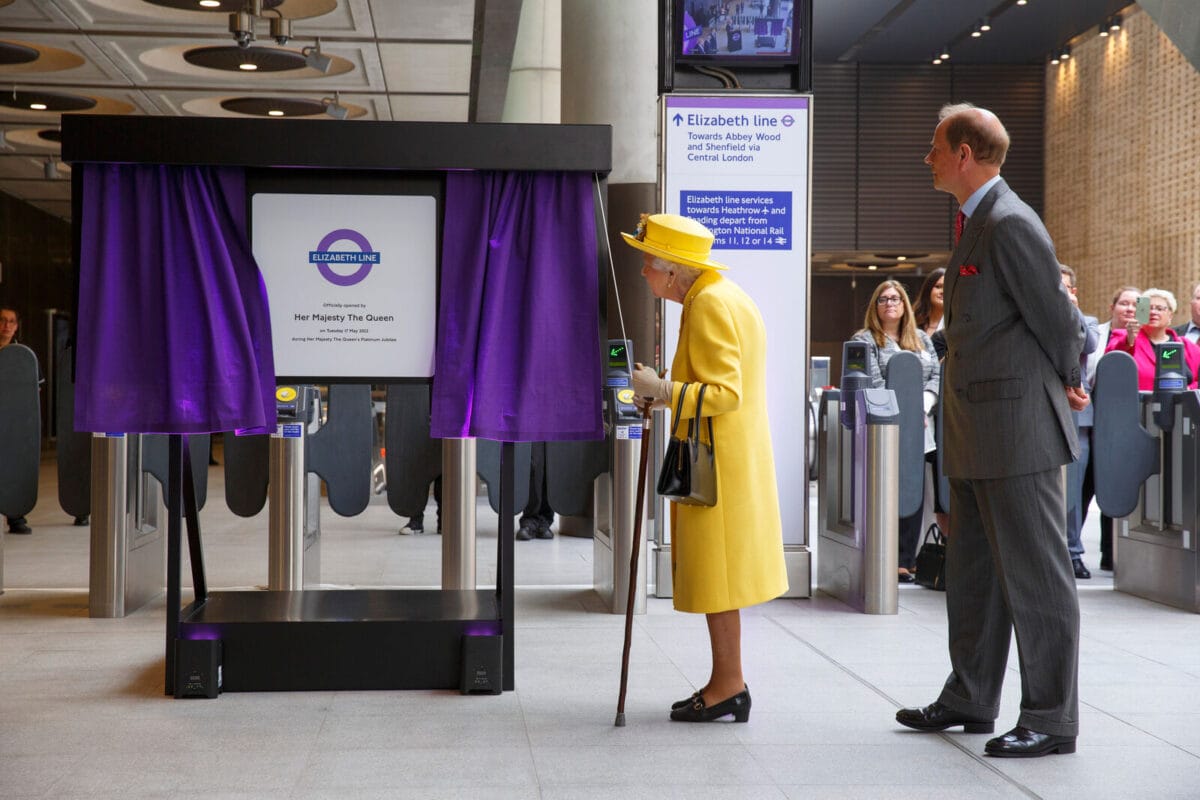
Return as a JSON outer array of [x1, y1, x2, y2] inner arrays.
[[670, 688, 751, 722], [671, 683, 747, 711], [671, 691, 701, 711]]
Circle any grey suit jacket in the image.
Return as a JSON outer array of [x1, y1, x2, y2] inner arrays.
[[941, 179, 1085, 480]]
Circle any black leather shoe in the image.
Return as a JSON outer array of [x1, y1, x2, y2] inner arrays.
[[1072, 558, 1091, 579], [7, 521, 31, 534], [535, 525, 554, 539], [898, 571, 916, 584], [1099, 557, 1113, 571], [73, 515, 89, 526], [670, 688, 751, 722], [985, 726, 1076, 757], [671, 691, 701, 711], [515, 524, 533, 541], [896, 702, 994, 733]]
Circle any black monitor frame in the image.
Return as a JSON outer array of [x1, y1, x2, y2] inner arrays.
[[660, 0, 812, 93]]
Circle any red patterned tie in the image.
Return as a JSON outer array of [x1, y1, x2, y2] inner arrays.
[[954, 211, 966, 244]]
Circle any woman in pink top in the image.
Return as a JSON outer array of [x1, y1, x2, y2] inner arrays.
[[1105, 288, 1200, 390]]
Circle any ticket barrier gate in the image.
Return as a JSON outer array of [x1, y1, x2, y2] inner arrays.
[[816, 342, 921, 614], [1094, 346, 1200, 612], [268, 385, 321, 590], [87, 433, 210, 618], [593, 339, 646, 614], [0, 343, 42, 597]]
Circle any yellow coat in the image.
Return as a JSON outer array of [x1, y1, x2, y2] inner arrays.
[[668, 269, 788, 613]]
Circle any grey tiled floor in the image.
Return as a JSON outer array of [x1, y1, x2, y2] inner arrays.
[[2, 457, 1199, 798]]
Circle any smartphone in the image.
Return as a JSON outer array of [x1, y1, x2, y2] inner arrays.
[[1135, 296, 1151, 325]]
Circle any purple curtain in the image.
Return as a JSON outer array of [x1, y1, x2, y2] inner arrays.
[[432, 171, 602, 441], [75, 164, 276, 434]]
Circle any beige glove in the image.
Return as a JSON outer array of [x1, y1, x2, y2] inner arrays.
[[631, 363, 672, 406]]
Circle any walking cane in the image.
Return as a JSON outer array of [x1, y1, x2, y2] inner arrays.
[[615, 401, 655, 727]]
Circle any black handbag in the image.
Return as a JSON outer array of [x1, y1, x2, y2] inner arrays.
[[914, 523, 946, 591], [656, 382, 717, 506]]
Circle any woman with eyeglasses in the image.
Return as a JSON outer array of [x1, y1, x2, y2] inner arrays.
[[851, 280, 940, 582], [1104, 287, 1200, 390]]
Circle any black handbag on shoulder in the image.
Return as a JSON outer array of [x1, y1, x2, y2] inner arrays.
[[914, 523, 946, 591], [656, 383, 717, 507]]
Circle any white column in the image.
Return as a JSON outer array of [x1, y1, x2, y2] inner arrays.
[[503, 0, 561, 124]]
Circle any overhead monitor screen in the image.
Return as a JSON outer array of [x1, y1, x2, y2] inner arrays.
[[678, 0, 797, 61], [251, 192, 437, 381]]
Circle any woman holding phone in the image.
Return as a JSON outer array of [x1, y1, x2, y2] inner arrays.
[[1105, 288, 1200, 389]]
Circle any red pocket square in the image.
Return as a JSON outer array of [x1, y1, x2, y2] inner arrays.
[[959, 264, 979, 276]]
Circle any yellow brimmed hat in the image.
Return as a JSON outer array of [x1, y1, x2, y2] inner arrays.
[[621, 213, 729, 271]]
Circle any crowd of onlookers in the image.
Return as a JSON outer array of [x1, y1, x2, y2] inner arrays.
[[848, 273, 1200, 582]]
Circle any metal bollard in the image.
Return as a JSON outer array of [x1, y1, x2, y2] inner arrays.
[[442, 438, 477, 589]]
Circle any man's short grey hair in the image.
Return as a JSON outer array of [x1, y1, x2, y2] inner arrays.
[[650, 257, 704, 284], [1058, 264, 1076, 288], [1143, 288, 1178, 313]]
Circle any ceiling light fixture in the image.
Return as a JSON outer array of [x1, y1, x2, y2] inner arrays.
[[303, 38, 332, 73], [267, 109, 284, 116], [1060, 45, 1071, 61], [940, 47, 951, 60], [238, 61, 257, 70], [1050, 53, 1060, 65], [932, 54, 942, 65], [29, 102, 47, 110], [229, 10, 254, 49], [199, 0, 221, 7], [1099, 25, 1109, 38], [971, 25, 982, 38], [979, 18, 991, 32], [269, 16, 292, 46], [1109, 16, 1122, 32], [322, 91, 348, 120], [1016, 0, 1027, 5]]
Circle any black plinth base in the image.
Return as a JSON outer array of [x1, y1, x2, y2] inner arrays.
[[178, 589, 502, 693]]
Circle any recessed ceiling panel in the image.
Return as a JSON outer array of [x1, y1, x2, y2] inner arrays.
[[82, 0, 336, 24], [388, 94, 470, 122], [378, 43, 472, 94], [370, 0, 475, 40], [141, 42, 355, 79]]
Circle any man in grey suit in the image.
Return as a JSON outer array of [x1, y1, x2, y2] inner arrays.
[[1174, 282, 1200, 344], [896, 104, 1089, 758]]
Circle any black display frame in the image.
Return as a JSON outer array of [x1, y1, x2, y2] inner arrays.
[[674, 0, 802, 67], [660, 0, 812, 93]]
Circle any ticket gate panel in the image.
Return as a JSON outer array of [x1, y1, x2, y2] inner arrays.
[[593, 338, 647, 614], [816, 342, 900, 614], [1093, 352, 1159, 518], [268, 386, 320, 591], [0, 344, 40, 519], [1114, 395, 1200, 612], [55, 345, 92, 519], [89, 433, 166, 618]]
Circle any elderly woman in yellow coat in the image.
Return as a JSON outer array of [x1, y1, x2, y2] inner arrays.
[[624, 213, 788, 723]]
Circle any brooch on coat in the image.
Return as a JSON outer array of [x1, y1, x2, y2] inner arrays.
[[959, 264, 979, 276]]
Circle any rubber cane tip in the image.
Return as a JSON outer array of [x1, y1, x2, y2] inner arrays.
[[614, 712, 626, 727]]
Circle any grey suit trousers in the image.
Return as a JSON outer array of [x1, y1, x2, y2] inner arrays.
[[937, 468, 1080, 737]]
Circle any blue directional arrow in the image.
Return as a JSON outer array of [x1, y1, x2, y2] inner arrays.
[[672, 113, 684, 126]]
